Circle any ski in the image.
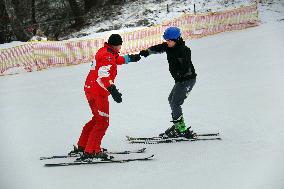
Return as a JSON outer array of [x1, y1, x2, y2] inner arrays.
[[44, 154, 154, 167], [40, 147, 146, 160], [126, 133, 220, 141], [128, 137, 222, 144], [197, 133, 220, 137]]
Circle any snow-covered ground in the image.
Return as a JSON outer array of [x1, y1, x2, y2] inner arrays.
[[0, 1, 284, 189]]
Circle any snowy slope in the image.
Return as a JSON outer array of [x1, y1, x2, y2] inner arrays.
[[72, 0, 254, 38], [1, 2, 284, 189]]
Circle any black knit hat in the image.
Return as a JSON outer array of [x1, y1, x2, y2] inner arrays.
[[108, 34, 123, 46]]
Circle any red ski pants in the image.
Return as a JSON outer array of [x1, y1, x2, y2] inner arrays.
[[77, 92, 109, 153]]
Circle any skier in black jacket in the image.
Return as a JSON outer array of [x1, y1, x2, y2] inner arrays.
[[139, 26, 197, 139]]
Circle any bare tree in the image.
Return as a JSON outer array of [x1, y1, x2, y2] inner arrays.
[[83, 0, 108, 11], [68, 0, 85, 28], [0, 0, 8, 43], [31, 0, 37, 35], [4, 0, 30, 41]]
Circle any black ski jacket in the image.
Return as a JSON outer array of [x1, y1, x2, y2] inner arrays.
[[148, 38, 197, 82]]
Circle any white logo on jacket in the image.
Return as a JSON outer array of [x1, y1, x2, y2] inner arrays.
[[98, 110, 109, 117], [96, 65, 112, 90], [98, 65, 111, 78]]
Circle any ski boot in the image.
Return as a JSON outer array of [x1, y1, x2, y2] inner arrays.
[[68, 145, 84, 157], [179, 126, 197, 139], [159, 116, 196, 139], [159, 125, 178, 138], [76, 151, 111, 162]]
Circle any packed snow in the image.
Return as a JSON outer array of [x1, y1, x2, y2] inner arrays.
[[0, 1, 284, 189]]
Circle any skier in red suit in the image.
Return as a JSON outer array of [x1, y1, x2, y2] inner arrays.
[[70, 34, 141, 161]]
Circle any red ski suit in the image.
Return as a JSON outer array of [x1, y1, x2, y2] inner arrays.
[[78, 43, 125, 153]]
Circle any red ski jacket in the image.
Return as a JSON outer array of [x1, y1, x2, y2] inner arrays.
[[84, 43, 126, 96]]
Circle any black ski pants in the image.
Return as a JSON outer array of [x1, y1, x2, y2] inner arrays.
[[168, 78, 196, 121]]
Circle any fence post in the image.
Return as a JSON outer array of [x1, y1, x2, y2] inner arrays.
[[167, 4, 169, 13]]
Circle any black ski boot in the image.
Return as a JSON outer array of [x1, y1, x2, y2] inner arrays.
[[68, 145, 84, 156], [160, 116, 197, 139], [159, 116, 186, 138], [179, 126, 197, 139], [76, 151, 111, 162], [159, 125, 180, 138]]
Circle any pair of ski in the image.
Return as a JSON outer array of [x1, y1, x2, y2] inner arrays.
[[42, 132, 220, 167], [42, 147, 153, 167], [127, 133, 221, 144]]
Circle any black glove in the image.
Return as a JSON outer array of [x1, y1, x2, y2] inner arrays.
[[128, 54, 141, 62], [139, 49, 150, 57], [107, 85, 122, 103]]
